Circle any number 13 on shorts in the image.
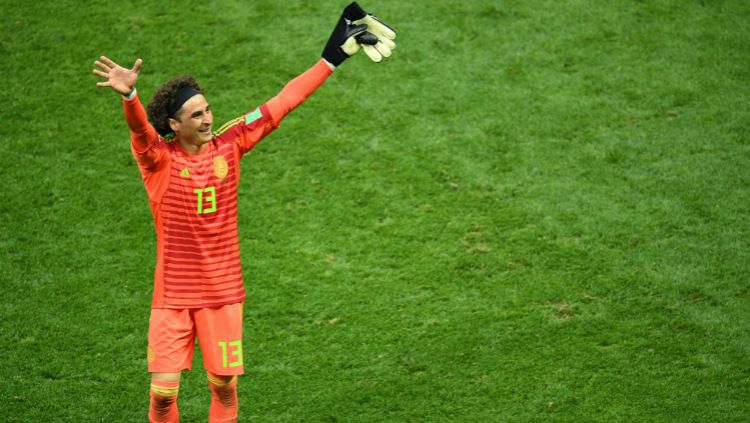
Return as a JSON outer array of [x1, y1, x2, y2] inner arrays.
[[218, 340, 243, 368]]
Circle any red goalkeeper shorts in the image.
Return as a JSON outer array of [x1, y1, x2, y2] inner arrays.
[[147, 303, 244, 375]]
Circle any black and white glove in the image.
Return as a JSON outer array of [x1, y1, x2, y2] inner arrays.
[[345, 2, 397, 63], [322, 3, 379, 67]]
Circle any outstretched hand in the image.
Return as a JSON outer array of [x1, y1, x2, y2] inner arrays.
[[93, 56, 142, 95]]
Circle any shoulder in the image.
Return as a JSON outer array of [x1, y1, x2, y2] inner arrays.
[[215, 105, 274, 139], [155, 136, 177, 156]]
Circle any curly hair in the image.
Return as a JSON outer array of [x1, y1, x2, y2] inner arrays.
[[147, 76, 204, 137]]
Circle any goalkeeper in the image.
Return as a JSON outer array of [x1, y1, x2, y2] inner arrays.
[[92, 3, 395, 422]]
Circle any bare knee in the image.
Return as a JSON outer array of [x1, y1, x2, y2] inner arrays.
[[151, 372, 181, 383]]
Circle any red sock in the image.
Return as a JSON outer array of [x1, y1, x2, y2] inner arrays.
[[149, 380, 180, 423], [208, 374, 238, 423]]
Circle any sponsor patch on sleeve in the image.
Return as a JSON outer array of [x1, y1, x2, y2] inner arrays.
[[245, 108, 263, 125]]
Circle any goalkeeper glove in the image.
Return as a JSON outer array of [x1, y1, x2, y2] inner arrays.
[[322, 3, 379, 67], [345, 2, 397, 63]]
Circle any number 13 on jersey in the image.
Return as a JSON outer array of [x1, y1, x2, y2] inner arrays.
[[194, 186, 216, 214]]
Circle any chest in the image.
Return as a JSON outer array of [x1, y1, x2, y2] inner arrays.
[[164, 142, 238, 216]]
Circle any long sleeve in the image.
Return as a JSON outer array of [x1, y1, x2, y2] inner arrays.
[[266, 59, 334, 126], [223, 59, 335, 157], [122, 94, 164, 171]]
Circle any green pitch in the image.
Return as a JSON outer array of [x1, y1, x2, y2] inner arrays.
[[2, 0, 749, 421]]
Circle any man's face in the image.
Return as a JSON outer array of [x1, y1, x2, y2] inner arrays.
[[170, 94, 214, 147]]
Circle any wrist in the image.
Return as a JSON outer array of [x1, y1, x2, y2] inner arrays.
[[122, 87, 137, 100], [322, 59, 336, 71]]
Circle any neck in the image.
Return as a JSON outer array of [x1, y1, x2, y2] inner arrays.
[[177, 138, 207, 155]]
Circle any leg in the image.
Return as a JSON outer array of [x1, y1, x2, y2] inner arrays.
[[149, 372, 181, 423], [207, 372, 239, 423], [193, 303, 244, 423], [147, 308, 196, 423]]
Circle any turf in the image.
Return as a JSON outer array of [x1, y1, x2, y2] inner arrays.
[[1, 0, 749, 421]]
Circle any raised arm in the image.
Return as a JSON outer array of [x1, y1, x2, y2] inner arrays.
[[266, 2, 396, 122], [229, 3, 397, 156], [93, 56, 161, 168], [266, 59, 333, 125]]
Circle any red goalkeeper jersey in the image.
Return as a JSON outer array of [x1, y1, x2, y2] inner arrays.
[[123, 60, 332, 308]]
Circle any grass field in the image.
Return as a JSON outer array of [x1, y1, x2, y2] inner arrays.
[[2, 0, 750, 421]]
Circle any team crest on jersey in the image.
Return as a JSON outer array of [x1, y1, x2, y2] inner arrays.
[[214, 156, 228, 179], [180, 168, 191, 179]]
